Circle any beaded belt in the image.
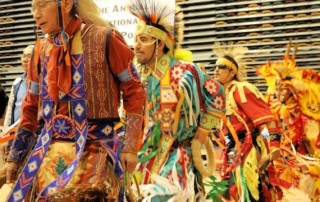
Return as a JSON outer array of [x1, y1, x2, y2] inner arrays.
[[52, 116, 115, 143]]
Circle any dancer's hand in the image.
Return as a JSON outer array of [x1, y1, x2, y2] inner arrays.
[[0, 161, 19, 183], [194, 131, 209, 145], [120, 152, 138, 173], [0, 143, 9, 159]]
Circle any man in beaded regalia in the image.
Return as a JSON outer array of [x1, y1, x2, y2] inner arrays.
[[127, 0, 225, 201]]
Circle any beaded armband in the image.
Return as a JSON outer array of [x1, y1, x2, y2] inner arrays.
[[121, 113, 143, 154]]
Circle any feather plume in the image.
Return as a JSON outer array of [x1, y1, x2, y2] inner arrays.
[[273, 40, 298, 80], [174, 5, 184, 47], [127, 0, 175, 38], [298, 71, 320, 121], [256, 62, 278, 96], [135, 171, 195, 202], [292, 79, 307, 93], [134, 174, 180, 201], [127, 0, 184, 50], [299, 174, 316, 198]]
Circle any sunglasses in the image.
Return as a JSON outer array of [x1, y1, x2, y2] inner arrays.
[[213, 64, 233, 70]]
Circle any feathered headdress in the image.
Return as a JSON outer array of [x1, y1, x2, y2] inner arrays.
[[257, 41, 320, 120], [212, 42, 249, 81], [127, 0, 184, 57]]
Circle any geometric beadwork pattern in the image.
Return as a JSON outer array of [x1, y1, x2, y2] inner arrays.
[[8, 53, 89, 202], [8, 100, 54, 202], [27, 161, 38, 173], [73, 70, 82, 84], [211, 94, 225, 110], [128, 62, 141, 82], [101, 125, 113, 136], [74, 102, 85, 117], [204, 77, 219, 96], [35, 99, 88, 201], [170, 64, 185, 93]]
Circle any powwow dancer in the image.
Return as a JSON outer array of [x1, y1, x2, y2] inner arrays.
[[257, 42, 320, 201], [212, 42, 283, 202], [127, 1, 225, 201]]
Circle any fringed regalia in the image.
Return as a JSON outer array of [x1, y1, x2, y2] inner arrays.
[[135, 55, 224, 201], [127, 1, 225, 200], [257, 42, 320, 201], [211, 42, 283, 202], [218, 81, 280, 202]]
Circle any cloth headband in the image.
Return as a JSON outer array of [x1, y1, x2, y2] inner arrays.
[[135, 21, 174, 57], [216, 56, 238, 73]]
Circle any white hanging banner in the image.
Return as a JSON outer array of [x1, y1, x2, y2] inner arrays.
[[93, 0, 139, 46]]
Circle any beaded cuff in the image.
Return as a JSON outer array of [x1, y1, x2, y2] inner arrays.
[[121, 113, 143, 154], [9, 128, 37, 165]]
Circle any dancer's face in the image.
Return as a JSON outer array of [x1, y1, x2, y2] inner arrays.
[[277, 84, 292, 103], [133, 34, 157, 65], [213, 63, 235, 84], [31, 0, 59, 35]]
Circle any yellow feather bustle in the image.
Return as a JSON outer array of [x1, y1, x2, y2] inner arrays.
[[299, 166, 320, 201]]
